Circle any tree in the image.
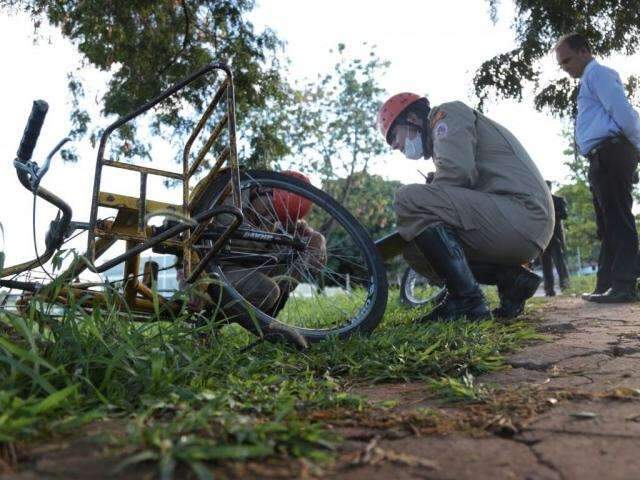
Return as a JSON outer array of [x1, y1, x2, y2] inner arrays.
[[475, 1, 640, 116], [1, 0, 294, 166], [287, 44, 390, 204], [322, 171, 401, 240], [312, 171, 403, 285], [556, 181, 600, 267]]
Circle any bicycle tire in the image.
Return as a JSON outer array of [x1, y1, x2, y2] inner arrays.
[[193, 169, 388, 343], [399, 266, 446, 308]]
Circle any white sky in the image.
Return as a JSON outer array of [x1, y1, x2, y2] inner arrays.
[[1, 0, 639, 266]]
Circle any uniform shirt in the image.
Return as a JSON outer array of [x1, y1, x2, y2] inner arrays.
[[427, 101, 553, 251], [576, 59, 640, 155]]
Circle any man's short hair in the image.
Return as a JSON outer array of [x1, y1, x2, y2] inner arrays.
[[556, 33, 591, 53]]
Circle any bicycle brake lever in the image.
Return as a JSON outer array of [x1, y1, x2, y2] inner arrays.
[[14, 136, 71, 191], [35, 136, 71, 187]]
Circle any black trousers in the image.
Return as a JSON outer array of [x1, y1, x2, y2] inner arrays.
[[587, 139, 639, 291], [541, 240, 570, 293]]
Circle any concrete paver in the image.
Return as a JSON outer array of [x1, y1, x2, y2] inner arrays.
[[333, 297, 640, 480]]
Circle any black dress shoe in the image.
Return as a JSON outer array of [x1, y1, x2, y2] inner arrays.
[[589, 288, 638, 304], [581, 288, 608, 302]]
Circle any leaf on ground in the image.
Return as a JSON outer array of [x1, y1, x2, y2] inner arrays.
[[569, 411, 598, 419]]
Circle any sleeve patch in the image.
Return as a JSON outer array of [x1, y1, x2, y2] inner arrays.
[[434, 121, 448, 139]]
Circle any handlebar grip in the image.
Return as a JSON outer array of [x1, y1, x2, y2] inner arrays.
[[16, 100, 49, 162]]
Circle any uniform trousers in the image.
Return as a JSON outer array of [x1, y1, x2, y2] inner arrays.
[[221, 266, 296, 315], [394, 184, 541, 275], [587, 139, 639, 291], [541, 239, 570, 294]]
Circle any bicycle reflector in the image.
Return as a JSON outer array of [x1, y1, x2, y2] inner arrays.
[[273, 170, 312, 223]]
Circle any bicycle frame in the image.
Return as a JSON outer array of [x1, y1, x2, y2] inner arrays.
[[2, 62, 253, 318]]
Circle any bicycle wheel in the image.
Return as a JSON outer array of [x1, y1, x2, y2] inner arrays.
[[193, 170, 388, 343], [399, 266, 446, 308]]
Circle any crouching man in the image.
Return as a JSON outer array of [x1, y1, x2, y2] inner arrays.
[[377, 94, 553, 320]]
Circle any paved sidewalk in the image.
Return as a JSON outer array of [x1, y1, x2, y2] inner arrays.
[[330, 297, 640, 480]]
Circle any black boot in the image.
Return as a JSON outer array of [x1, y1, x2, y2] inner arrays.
[[413, 224, 490, 322], [493, 266, 541, 318], [469, 263, 541, 319]]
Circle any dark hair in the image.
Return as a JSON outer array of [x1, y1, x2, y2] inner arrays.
[[557, 33, 591, 53]]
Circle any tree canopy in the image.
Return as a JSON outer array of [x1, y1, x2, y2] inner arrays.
[[287, 44, 389, 195], [475, 0, 640, 116], [1, 0, 293, 165]]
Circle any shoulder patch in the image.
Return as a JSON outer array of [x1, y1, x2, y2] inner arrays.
[[430, 111, 447, 128], [434, 121, 448, 139]]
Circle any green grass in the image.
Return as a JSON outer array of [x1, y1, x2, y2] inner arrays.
[[561, 273, 596, 297], [0, 281, 541, 478]]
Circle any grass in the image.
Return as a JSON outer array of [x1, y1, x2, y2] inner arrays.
[[561, 273, 596, 297], [0, 279, 542, 478]]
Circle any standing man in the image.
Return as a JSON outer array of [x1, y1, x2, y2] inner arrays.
[[377, 94, 553, 321], [555, 33, 640, 303], [540, 181, 571, 296]]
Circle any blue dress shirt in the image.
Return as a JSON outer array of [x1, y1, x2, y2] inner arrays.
[[575, 59, 640, 155]]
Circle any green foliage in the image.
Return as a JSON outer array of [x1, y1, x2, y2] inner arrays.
[[317, 171, 402, 281], [287, 43, 389, 185], [476, 1, 640, 115], [2, 0, 293, 165], [326, 171, 401, 236], [0, 280, 538, 477], [561, 273, 596, 297], [427, 372, 489, 403], [556, 180, 599, 265]]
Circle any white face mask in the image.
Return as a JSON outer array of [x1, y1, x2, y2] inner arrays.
[[403, 133, 423, 160]]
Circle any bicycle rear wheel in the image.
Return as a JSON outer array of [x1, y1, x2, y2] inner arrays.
[[399, 266, 446, 308], [194, 170, 388, 343]]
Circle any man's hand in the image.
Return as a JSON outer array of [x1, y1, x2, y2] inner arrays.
[[305, 231, 327, 270], [288, 220, 327, 270]]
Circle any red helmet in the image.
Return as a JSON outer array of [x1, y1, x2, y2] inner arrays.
[[273, 170, 313, 223], [377, 92, 422, 144]]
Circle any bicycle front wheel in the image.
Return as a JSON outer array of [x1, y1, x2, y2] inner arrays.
[[195, 170, 388, 343]]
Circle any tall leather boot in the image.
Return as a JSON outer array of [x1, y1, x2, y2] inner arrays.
[[469, 262, 541, 319], [414, 224, 491, 322]]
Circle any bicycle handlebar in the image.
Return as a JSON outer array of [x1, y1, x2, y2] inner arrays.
[[17, 100, 49, 162]]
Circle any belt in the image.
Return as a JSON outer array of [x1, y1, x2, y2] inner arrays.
[[585, 136, 628, 159]]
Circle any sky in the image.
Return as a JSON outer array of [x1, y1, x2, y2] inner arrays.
[[1, 0, 639, 266]]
